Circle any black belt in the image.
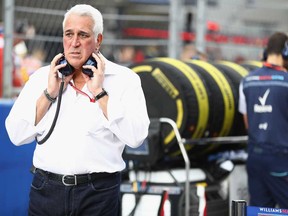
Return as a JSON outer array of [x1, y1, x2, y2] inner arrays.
[[31, 166, 118, 186]]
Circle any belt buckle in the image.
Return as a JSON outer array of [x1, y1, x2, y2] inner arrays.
[[62, 175, 77, 186]]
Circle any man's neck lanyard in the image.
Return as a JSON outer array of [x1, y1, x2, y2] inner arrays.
[[263, 62, 286, 72], [69, 81, 96, 103]]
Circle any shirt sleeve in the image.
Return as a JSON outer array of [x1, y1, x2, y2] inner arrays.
[[103, 72, 150, 148], [5, 67, 48, 146], [238, 81, 247, 115]]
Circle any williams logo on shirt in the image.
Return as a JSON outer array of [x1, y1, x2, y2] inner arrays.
[[254, 89, 272, 113]]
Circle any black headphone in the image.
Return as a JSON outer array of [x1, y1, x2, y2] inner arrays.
[[282, 41, 288, 60], [262, 48, 267, 61], [262, 41, 288, 61], [58, 55, 97, 77]]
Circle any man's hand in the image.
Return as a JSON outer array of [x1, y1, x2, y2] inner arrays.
[[47, 53, 73, 98], [83, 52, 106, 96]]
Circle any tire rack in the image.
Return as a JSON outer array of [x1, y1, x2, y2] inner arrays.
[[159, 117, 248, 216]]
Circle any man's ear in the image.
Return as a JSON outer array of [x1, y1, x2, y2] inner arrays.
[[96, 34, 103, 51]]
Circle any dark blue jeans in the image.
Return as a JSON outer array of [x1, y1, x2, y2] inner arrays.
[[247, 149, 288, 208], [28, 171, 121, 216]]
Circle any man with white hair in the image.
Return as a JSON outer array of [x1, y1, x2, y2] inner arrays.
[[6, 4, 150, 215]]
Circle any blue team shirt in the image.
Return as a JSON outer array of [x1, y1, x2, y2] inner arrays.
[[242, 65, 288, 153]]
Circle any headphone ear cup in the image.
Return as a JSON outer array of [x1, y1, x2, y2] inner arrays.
[[58, 55, 74, 76], [282, 42, 288, 60], [82, 56, 97, 78], [262, 49, 267, 61]]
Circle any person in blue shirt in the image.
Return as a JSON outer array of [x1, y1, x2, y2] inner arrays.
[[239, 32, 288, 208]]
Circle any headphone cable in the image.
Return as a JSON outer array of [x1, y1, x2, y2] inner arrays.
[[36, 76, 65, 144]]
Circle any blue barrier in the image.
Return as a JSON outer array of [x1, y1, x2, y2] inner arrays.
[[232, 200, 288, 216], [247, 206, 288, 216], [0, 99, 35, 216]]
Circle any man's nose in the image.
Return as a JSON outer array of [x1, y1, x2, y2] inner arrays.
[[71, 36, 80, 47]]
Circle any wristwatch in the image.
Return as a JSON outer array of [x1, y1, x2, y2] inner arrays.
[[94, 88, 108, 101]]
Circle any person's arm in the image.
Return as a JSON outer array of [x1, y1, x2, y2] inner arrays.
[[238, 81, 248, 129], [35, 53, 73, 125], [35, 91, 54, 125], [104, 76, 150, 148], [5, 54, 72, 145], [95, 91, 108, 118], [243, 114, 248, 129], [5, 70, 46, 145], [84, 52, 109, 118], [84, 53, 149, 148]]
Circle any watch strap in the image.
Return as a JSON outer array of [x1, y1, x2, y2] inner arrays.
[[94, 88, 108, 101]]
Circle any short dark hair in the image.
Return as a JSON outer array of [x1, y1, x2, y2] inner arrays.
[[266, 32, 288, 55]]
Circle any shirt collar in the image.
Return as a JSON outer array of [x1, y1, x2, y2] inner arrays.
[[102, 55, 118, 75]]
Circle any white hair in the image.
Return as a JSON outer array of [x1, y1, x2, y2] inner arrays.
[[63, 4, 103, 37]]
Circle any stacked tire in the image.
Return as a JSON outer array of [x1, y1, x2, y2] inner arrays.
[[130, 58, 252, 159]]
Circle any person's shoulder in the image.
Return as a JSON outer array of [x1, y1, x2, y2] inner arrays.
[[106, 59, 139, 78], [244, 67, 262, 77], [251, 67, 263, 74], [28, 65, 50, 80]]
